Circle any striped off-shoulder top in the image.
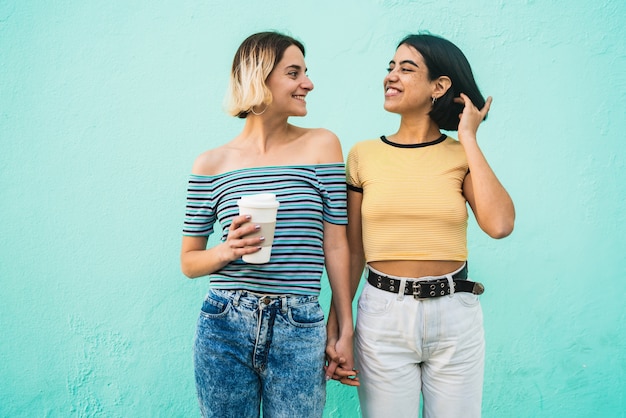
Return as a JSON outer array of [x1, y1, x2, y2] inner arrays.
[[183, 163, 347, 296]]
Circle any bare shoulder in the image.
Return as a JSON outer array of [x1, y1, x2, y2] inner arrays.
[[190, 145, 230, 176], [301, 127, 343, 164]]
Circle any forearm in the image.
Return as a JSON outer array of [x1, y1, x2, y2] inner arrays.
[[325, 249, 354, 337], [325, 245, 364, 343], [323, 223, 354, 338], [180, 242, 231, 279], [349, 247, 365, 299], [462, 138, 515, 237], [346, 189, 366, 298], [181, 215, 266, 278]]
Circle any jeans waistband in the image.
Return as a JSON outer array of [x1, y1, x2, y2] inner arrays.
[[209, 288, 319, 309], [366, 262, 484, 299]]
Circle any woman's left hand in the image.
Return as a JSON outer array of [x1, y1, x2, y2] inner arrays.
[[455, 93, 492, 143], [325, 339, 359, 386]]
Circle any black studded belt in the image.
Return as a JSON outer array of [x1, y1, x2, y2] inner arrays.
[[367, 264, 484, 299]]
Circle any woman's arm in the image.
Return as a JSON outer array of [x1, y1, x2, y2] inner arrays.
[[180, 151, 265, 278], [346, 190, 366, 297], [325, 189, 364, 385], [457, 94, 515, 238], [180, 215, 263, 278], [323, 222, 355, 372]]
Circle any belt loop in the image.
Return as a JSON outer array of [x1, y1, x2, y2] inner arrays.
[[445, 274, 455, 298], [397, 278, 406, 301], [233, 291, 242, 307], [281, 296, 288, 313]]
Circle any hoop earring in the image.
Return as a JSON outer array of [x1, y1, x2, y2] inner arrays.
[[250, 104, 268, 116], [431, 96, 437, 105]]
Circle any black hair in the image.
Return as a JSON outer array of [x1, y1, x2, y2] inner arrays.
[[398, 33, 486, 131]]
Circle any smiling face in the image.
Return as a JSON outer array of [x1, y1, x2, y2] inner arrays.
[[265, 45, 314, 117], [383, 44, 436, 115]]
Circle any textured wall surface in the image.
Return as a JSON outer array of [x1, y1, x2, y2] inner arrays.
[[1, 1, 625, 417]]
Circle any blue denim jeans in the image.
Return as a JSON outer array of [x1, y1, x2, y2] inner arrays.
[[356, 265, 485, 418], [194, 288, 327, 418]]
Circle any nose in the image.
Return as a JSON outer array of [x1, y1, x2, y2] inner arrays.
[[384, 69, 398, 84], [302, 76, 314, 91]]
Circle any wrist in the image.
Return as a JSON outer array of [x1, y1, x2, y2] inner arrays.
[[458, 131, 477, 142], [216, 242, 236, 265], [338, 330, 354, 340], [337, 321, 354, 338], [326, 318, 339, 335]]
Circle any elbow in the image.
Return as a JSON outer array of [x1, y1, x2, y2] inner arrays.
[[479, 205, 516, 239], [181, 266, 197, 279], [489, 227, 513, 239], [487, 218, 515, 239], [180, 259, 200, 279]]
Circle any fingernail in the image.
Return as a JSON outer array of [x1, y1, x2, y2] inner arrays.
[[254, 224, 261, 230], [325, 375, 331, 381], [259, 236, 265, 241]]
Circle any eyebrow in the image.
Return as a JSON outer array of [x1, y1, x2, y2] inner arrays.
[[388, 59, 419, 67], [286, 64, 307, 72]]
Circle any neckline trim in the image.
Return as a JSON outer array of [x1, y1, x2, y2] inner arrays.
[[380, 133, 447, 148], [189, 162, 344, 178]]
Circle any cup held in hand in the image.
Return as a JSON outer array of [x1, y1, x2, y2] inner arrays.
[[237, 193, 280, 263]]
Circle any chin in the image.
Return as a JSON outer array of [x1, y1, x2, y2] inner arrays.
[[383, 102, 399, 113]]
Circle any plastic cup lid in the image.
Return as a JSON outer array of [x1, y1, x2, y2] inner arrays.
[[237, 193, 280, 208]]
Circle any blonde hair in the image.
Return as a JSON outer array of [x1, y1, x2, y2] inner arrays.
[[225, 32, 305, 118]]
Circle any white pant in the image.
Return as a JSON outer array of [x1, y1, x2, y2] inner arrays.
[[355, 266, 485, 418]]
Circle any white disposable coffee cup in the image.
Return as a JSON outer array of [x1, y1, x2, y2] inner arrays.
[[237, 193, 280, 264]]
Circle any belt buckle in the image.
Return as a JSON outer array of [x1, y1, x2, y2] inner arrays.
[[411, 282, 424, 300], [412, 280, 447, 299]]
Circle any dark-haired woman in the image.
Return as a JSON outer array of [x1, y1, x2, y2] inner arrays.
[[181, 31, 355, 418], [329, 33, 515, 417]]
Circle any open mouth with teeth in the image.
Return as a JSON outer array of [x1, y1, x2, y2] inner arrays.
[[385, 86, 401, 96], [293, 95, 306, 101]]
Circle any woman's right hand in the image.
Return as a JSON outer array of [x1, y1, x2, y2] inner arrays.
[[325, 341, 359, 386], [325, 317, 359, 386], [219, 215, 264, 263]]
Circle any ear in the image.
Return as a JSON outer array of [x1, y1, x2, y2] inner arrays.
[[432, 76, 452, 99]]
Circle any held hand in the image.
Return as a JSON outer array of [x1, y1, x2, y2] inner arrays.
[[332, 364, 360, 386], [325, 335, 343, 379], [220, 215, 263, 262], [454, 93, 492, 143], [325, 338, 359, 386]]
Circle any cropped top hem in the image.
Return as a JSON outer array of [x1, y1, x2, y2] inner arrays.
[[366, 255, 468, 263]]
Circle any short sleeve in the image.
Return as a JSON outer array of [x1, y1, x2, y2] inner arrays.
[[183, 175, 217, 236], [346, 145, 363, 192], [316, 164, 348, 225]]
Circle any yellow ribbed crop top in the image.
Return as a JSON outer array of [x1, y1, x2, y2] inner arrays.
[[346, 135, 469, 262]]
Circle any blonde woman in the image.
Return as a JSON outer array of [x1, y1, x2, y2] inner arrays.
[[181, 32, 355, 417]]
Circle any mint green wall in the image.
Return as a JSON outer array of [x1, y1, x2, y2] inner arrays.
[[1, 1, 624, 417]]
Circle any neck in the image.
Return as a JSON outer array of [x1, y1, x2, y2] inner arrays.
[[388, 117, 441, 144], [238, 115, 294, 153]]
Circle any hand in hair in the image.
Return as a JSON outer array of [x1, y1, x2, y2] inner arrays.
[[454, 93, 492, 143]]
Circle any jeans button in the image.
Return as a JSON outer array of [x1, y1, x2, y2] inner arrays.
[[261, 297, 271, 305]]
